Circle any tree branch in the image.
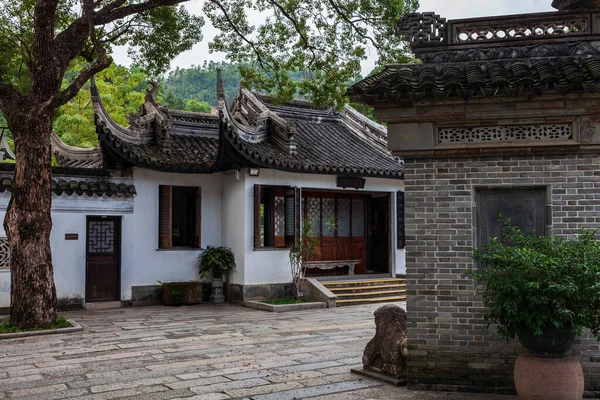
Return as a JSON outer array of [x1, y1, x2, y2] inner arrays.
[[49, 0, 114, 109], [94, 0, 188, 25], [324, 0, 380, 51], [0, 79, 22, 113], [49, 54, 113, 109], [208, 0, 274, 74]]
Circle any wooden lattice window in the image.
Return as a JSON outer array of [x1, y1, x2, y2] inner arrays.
[[159, 185, 202, 249], [0, 237, 9, 269], [254, 185, 297, 249]]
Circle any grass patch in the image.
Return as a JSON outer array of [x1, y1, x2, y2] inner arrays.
[[0, 315, 72, 334], [262, 298, 314, 305]]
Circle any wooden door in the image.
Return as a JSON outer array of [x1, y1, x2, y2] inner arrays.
[[350, 197, 367, 274], [86, 216, 121, 302], [303, 192, 367, 275]]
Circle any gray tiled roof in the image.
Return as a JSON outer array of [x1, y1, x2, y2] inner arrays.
[[348, 58, 600, 104], [0, 175, 136, 198], [222, 98, 403, 178], [75, 77, 403, 179]]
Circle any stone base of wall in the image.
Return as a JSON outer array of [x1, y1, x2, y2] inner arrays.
[[57, 296, 84, 311], [227, 283, 293, 304]]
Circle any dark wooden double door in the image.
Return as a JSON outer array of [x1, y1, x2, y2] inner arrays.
[[86, 216, 121, 302], [303, 192, 368, 274]]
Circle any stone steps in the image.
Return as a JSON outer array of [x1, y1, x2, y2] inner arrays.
[[321, 278, 406, 307]]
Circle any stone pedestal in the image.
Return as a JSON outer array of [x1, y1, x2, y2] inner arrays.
[[210, 278, 225, 303], [514, 355, 584, 400]]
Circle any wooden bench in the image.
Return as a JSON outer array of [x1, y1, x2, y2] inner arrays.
[[304, 260, 361, 276]]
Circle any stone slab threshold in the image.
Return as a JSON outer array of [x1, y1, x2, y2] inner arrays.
[[0, 318, 82, 340], [243, 300, 327, 312], [351, 367, 408, 387]]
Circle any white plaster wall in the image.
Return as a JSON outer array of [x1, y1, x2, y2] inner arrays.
[[128, 168, 223, 296], [221, 171, 246, 285], [242, 168, 406, 286], [0, 193, 134, 308]]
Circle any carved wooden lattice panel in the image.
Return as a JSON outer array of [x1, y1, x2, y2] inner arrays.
[[274, 196, 285, 237], [322, 198, 335, 237], [438, 124, 572, 144], [307, 197, 321, 235], [88, 220, 115, 253], [0, 237, 9, 269]]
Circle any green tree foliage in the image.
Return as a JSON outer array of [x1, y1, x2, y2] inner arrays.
[[467, 221, 600, 342], [54, 64, 148, 148], [205, 0, 418, 107]]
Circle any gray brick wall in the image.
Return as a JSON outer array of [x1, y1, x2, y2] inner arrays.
[[404, 153, 600, 395]]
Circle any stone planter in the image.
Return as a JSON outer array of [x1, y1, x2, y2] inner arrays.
[[514, 329, 583, 399], [161, 282, 203, 306], [514, 355, 584, 400]]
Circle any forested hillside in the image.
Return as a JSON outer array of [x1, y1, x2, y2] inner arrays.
[[163, 61, 242, 106]]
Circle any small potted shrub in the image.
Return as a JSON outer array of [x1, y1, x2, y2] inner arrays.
[[198, 246, 235, 303], [466, 221, 600, 398]]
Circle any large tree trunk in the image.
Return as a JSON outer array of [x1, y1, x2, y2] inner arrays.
[[4, 111, 57, 328]]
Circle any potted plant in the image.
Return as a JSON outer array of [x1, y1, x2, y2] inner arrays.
[[198, 246, 236, 303], [466, 220, 600, 398]]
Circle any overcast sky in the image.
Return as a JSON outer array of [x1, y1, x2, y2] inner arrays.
[[111, 0, 555, 76]]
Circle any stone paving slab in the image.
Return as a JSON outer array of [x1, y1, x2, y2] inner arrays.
[[0, 302, 516, 399]]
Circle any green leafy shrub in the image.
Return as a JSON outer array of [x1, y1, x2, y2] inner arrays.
[[466, 222, 600, 342], [198, 246, 236, 279]]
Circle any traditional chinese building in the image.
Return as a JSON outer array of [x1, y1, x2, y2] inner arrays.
[[0, 73, 406, 310], [349, 0, 600, 395]]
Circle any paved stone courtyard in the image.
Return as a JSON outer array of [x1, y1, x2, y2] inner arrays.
[[0, 303, 515, 399]]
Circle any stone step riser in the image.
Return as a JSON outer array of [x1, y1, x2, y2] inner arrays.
[[322, 280, 405, 287], [329, 286, 406, 293], [322, 278, 407, 307], [336, 298, 406, 307], [336, 290, 406, 299]]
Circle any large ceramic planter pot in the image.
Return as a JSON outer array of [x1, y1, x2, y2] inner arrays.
[[514, 355, 584, 400], [514, 328, 583, 400]]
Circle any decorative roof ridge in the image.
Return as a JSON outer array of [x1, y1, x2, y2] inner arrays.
[[90, 77, 153, 145], [397, 8, 600, 62], [218, 70, 297, 155], [51, 131, 102, 162], [340, 105, 388, 150], [165, 108, 219, 120]]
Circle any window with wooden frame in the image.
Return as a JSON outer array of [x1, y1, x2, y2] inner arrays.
[[159, 185, 202, 249], [254, 185, 298, 249]]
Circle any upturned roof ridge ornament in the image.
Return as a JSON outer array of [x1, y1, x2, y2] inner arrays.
[[396, 12, 448, 46]]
